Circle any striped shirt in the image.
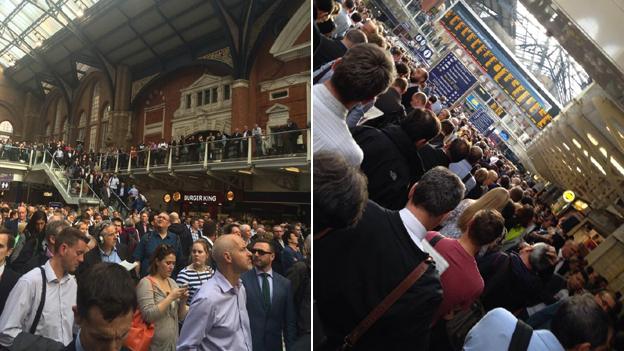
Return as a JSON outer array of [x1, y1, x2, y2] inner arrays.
[[313, 83, 363, 166], [176, 265, 215, 305]]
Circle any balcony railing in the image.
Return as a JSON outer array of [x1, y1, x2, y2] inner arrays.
[[97, 128, 310, 174]]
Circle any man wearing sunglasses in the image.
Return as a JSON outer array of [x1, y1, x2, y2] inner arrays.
[[241, 239, 296, 351]]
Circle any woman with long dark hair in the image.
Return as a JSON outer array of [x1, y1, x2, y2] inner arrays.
[[9, 210, 47, 273]]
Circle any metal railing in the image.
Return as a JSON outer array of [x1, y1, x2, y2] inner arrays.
[[31, 150, 104, 205], [100, 128, 309, 174]]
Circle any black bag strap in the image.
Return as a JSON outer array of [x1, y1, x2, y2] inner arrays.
[[508, 319, 533, 351], [428, 233, 444, 247], [341, 258, 433, 350], [30, 267, 46, 334], [461, 172, 473, 184]]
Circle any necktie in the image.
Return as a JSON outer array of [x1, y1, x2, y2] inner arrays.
[[261, 273, 270, 310]]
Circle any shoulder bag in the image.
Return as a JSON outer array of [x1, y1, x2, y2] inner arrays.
[[123, 277, 156, 351]]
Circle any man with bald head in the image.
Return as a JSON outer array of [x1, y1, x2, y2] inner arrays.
[[178, 234, 253, 350], [133, 211, 182, 278]]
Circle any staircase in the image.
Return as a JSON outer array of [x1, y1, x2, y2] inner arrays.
[[30, 150, 103, 206]]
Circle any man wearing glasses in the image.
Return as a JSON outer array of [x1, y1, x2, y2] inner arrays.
[[241, 239, 296, 351], [78, 221, 130, 275], [133, 212, 182, 278]]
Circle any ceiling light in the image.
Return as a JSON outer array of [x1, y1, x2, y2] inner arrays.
[[284, 167, 300, 173], [611, 157, 624, 176], [562, 143, 570, 150], [599, 147, 607, 158], [586, 133, 598, 145], [590, 157, 606, 175], [572, 138, 581, 149], [237, 169, 252, 175]]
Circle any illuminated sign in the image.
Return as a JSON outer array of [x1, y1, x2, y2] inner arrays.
[[163, 194, 171, 203], [184, 194, 218, 202], [440, 2, 561, 129], [469, 108, 495, 134], [429, 52, 477, 105], [563, 190, 575, 203], [466, 94, 480, 109]]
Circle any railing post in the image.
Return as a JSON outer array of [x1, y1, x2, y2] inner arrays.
[[28, 149, 34, 167], [203, 141, 209, 168], [127, 153, 132, 173], [42, 151, 46, 165], [146, 149, 151, 172], [79, 179, 84, 198], [168, 147, 173, 171], [247, 136, 252, 164], [306, 128, 311, 162], [114, 152, 120, 174], [66, 179, 71, 194], [50, 153, 54, 168]]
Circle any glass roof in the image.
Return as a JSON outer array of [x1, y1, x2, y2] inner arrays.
[[0, 0, 101, 67]]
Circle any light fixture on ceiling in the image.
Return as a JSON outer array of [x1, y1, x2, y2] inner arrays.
[[284, 167, 300, 173], [237, 169, 252, 175]]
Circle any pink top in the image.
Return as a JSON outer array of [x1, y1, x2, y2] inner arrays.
[[426, 232, 484, 324]]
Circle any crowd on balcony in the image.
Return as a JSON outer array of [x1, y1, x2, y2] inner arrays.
[[313, 0, 623, 350], [0, 201, 310, 350]]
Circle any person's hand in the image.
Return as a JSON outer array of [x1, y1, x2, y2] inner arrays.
[[180, 288, 190, 302], [170, 287, 187, 300]]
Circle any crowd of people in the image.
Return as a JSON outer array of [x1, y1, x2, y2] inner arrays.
[[0, 203, 310, 350], [313, 0, 623, 350]]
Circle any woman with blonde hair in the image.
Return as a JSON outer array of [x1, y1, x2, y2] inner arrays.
[[439, 187, 510, 239]]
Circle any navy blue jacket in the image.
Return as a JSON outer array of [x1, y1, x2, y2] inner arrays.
[[241, 269, 297, 351]]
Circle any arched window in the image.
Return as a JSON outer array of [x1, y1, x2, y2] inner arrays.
[[77, 112, 86, 141], [89, 83, 100, 151], [54, 100, 63, 137], [0, 121, 13, 142], [100, 104, 111, 149]]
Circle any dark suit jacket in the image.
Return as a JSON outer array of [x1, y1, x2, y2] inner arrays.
[[78, 242, 130, 276], [418, 143, 450, 171], [242, 269, 297, 351], [271, 239, 285, 276], [313, 36, 347, 70], [0, 267, 19, 312], [136, 222, 151, 239], [315, 201, 442, 350]]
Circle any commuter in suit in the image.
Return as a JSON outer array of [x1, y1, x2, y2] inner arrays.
[[271, 225, 286, 275], [0, 230, 19, 313], [136, 211, 152, 239], [78, 221, 131, 276], [5, 206, 27, 236], [242, 239, 296, 351]]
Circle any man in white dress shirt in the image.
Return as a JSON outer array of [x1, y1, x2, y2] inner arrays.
[[313, 43, 396, 166], [0, 227, 88, 347]]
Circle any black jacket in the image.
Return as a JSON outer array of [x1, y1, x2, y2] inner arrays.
[[315, 201, 442, 350], [64, 338, 130, 351], [169, 223, 193, 262], [364, 88, 406, 130], [418, 143, 450, 171], [313, 36, 347, 70], [78, 242, 130, 276], [353, 125, 425, 210], [0, 267, 19, 312]]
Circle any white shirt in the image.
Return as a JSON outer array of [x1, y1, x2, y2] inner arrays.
[[0, 260, 76, 346], [449, 159, 476, 194], [313, 83, 363, 166], [0, 262, 5, 278], [398, 208, 427, 251]]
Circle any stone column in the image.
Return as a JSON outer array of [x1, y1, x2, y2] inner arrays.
[[230, 79, 250, 132], [110, 65, 133, 147], [23, 92, 40, 142]]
